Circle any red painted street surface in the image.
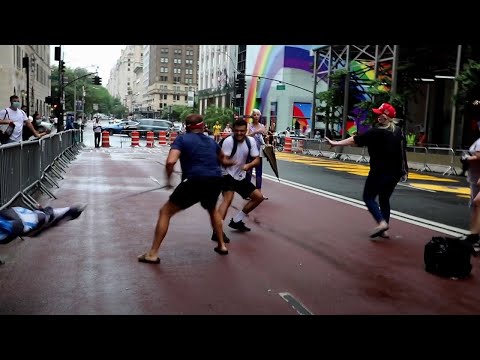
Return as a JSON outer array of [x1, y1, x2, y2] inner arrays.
[[1, 146, 479, 315]]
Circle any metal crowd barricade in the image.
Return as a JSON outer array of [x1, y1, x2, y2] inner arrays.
[[356, 147, 369, 163], [427, 146, 458, 176], [407, 145, 430, 172], [289, 136, 305, 153], [0, 129, 83, 210], [301, 138, 323, 156]]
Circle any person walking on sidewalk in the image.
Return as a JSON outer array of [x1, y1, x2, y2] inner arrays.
[[246, 108, 269, 199], [325, 103, 408, 239], [93, 117, 102, 148], [138, 114, 235, 264], [214, 118, 265, 240]]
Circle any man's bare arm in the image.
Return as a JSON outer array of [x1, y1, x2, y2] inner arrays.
[[165, 149, 181, 184]]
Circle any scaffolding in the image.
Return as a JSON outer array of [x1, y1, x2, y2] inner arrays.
[[311, 45, 399, 138]]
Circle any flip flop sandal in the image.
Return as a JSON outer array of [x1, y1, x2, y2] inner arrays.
[[214, 247, 228, 255], [138, 254, 160, 264]]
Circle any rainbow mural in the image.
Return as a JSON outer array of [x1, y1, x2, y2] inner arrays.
[[244, 45, 315, 116], [243, 46, 392, 135]]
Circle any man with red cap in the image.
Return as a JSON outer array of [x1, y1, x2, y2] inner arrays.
[[325, 102, 408, 239]]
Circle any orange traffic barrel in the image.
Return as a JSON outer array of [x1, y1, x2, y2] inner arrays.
[[169, 131, 177, 145], [146, 131, 155, 147], [284, 137, 292, 152], [131, 131, 140, 147], [101, 131, 110, 147], [158, 131, 167, 145]]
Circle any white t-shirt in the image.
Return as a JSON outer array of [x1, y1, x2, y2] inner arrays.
[[0, 107, 28, 142], [221, 136, 259, 180], [468, 138, 480, 184]]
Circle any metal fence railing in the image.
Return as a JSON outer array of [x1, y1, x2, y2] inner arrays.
[[0, 129, 83, 210], [280, 137, 463, 176]]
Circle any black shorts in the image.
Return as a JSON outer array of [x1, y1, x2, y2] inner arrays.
[[222, 174, 257, 199], [169, 176, 223, 211]]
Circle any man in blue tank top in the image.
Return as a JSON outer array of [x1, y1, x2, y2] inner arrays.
[[138, 114, 235, 264]]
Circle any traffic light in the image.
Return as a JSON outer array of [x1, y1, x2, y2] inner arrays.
[[235, 74, 246, 91], [92, 76, 102, 85], [59, 60, 65, 73], [45, 96, 52, 104]]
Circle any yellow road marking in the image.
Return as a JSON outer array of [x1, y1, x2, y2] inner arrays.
[[407, 182, 470, 197], [276, 153, 458, 183]]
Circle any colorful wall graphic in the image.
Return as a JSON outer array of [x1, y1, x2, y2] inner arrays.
[[245, 45, 315, 116], [293, 102, 312, 131], [244, 46, 392, 135]]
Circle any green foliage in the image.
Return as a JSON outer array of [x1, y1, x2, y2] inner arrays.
[[51, 65, 128, 118], [456, 59, 480, 111], [203, 105, 234, 128], [172, 105, 198, 121], [315, 70, 347, 125]]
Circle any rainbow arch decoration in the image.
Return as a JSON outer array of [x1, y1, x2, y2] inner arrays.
[[244, 45, 316, 116]]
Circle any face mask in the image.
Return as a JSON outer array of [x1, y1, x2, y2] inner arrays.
[[36, 120, 42, 125], [12, 101, 21, 108]]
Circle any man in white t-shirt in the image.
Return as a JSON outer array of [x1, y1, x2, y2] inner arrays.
[[462, 122, 480, 246], [212, 118, 265, 242], [0, 95, 44, 143]]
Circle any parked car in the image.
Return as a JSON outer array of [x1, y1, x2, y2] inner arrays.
[[102, 120, 140, 135], [128, 119, 174, 137]]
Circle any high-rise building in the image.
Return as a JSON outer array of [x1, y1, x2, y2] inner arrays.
[[197, 45, 238, 114], [146, 45, 199, 116]]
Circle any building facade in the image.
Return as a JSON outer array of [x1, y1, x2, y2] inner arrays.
[[197, 45, 238, 114], [108, 45, 198, 118], [241, 45, 319, 133], [145, 45, 199, 117], [0, 45, 51, 117]]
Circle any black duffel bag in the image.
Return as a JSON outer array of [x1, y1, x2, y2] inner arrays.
[[424, 236, 474, 278]]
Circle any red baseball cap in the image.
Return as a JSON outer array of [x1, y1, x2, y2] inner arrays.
[[373, 103, 396, 118]]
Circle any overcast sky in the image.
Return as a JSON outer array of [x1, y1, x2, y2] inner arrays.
[[50, 45, 126, 84]]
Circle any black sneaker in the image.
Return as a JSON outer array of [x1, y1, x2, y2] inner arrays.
[[228, 219, 251, 232], [211, 231, 230, 243]]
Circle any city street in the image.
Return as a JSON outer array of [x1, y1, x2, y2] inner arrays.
[[0, 125, 479, 315]]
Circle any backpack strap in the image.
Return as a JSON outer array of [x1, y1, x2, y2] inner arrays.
[[219, 134, 252, 158], [3, 108, 9, 120]]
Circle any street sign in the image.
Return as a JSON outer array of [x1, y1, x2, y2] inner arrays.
[[276, 84, 286, 90]]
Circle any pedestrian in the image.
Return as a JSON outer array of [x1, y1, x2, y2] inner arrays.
[[460, 120, 480, 246], [325, 103, 408, 238], [214, 118, 265, 240], [213, 120, 222, 142], [138, 114, 235, 264], [93, 117, 102, 148], [0, 95, 45, 144], [246, 108, 268, 199]]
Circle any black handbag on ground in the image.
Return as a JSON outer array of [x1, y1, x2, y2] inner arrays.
[[424, 236, 474, 279]]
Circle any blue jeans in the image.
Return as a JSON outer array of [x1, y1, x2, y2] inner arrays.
[[362, 173, 400, 224]]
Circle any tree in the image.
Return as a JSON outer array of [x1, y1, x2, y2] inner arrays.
[[203, 105, 234, 128], [315, 70, 347, 135], [51, 65, 128, 118]]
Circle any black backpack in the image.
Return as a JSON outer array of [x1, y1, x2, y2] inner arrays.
[[219, 134, 252, 158], [424, 236, 474, 279]]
